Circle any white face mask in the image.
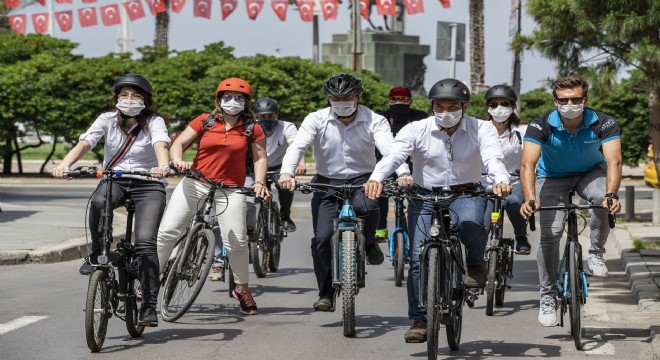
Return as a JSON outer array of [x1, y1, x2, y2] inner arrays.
[[116, 99, 145, 117], [557, 104, 584, 119], [488, 105, 513, 123], [221, 99, 244, 116], [434, 109, 463, 128], [330, 100, 357, 117]]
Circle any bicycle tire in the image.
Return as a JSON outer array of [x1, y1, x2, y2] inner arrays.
[[251, 204, 268, 278], [569, 242, 582, 349], [445, 244, 464, 351], [85, 270, 110, 353], [268, 203, 282, 272], [426, 247, 440, 360], [495, 245, 511, 307], [227, 258, 236, 297], [125, 276, 145, 337], [160, 228, 215, 322], [394, 232, 405, 287], [341, 231, 357, 337], [485, 250, 497, 316]]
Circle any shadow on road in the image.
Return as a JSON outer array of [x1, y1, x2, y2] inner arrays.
[[321, 314, 409, 338], [101, 327, 240, 353], [409, 339, 562, 358]]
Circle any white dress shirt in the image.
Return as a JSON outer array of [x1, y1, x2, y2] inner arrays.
[[370, 115, 510, 189], [482, 123, 527, 186], [266, 120, 298, 167], [280, 105, 410, 179]]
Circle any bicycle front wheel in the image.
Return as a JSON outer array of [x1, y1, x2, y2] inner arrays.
[[251, 204, 269, 278], [160, 228, 215, 322], [341, 231, 357, 337], [445, 244, 464, 351], [485, 249, 497, 316], [393, 232, 405, 287], [125, 276, 145, 337], [496, 241, 513, 307], [268, 202, 282, 272], [85, 270, 110, 353], [426, 247, 440, 360], [569, 242, 582, 349]]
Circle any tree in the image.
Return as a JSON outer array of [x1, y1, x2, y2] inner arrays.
[[468, 0, 485, 90], [154, 2, 170, 48]]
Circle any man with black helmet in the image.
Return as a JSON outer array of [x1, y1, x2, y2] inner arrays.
[[278, 73, 411, 311], [364, 78, 511, 343]]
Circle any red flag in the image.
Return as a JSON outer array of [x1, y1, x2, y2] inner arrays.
[[5, 0, 20, 9], [245, 0, 264, 20], [78, 7, 98, 27], [31, 13, 49, 33], [193, 0, 211, 18], [35, 0, 45, 5], [375, 0, 395, 16], [8, 15, 27, 34], [100, 4, 121, 26], [296, 0, 314, 22], [81, 0, 96, 3], [403, 0, 423, 15], [170, 0, 186, 13], [359, 0, 369, 19], [438, 0, 450, 8], [55, 0, 72, 3], [220, 0, 237, 20], [124, 0, 147, 21], [271, 0, 288, 21], [146, 0, 167, 15], [55, 10, 74, 32], [320, 0, 337, 20]]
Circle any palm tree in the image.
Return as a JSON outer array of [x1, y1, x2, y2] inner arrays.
[[154, 1, 170, 47], [468, 0, 484, 90]]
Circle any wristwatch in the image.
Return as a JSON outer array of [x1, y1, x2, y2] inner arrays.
[[605, 193, 619, 200]]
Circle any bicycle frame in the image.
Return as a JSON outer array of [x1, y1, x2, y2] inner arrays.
[[388, 190, 409, 261]]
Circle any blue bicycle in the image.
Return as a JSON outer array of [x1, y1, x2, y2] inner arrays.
[[382, 181, 409, 287]]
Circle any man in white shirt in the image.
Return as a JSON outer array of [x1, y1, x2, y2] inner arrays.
[[279, 73, 410, 311], [364, 78, 511, 343]]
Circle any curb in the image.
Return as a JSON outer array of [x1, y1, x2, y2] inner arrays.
[[652, 324, 660, 360], [615, 226, 660, 312]]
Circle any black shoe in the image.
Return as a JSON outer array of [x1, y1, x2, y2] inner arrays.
[[313, 296, 335, 312], [404, 319, 427, 343], [515, 236, 531, 255], [366, 244, 384, 265], [78, 255, 98, 275], [281, 217, 296, 232], [139, 306, 158, 327]]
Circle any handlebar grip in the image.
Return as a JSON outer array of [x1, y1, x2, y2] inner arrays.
[[528, 200, 536, 232], [606, 197, 616, 228]]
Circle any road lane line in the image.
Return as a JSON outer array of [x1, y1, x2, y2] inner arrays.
[[0, 316, 48, 335]]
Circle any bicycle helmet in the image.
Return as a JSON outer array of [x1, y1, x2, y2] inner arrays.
[[427, 78, 470, 102], [323, 73, 363, 97], [216, 77, 253, 98], [485, 84, 518, 102], [253, 97, 280, 115], [113, 74, 153, 97]]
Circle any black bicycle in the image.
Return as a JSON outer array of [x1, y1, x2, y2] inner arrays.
[[529, 190, 615, 349], [484, 195, 514, 316], [69, 166, 152, 353], [160, 169, 252, 322], [382, 181, 409, 287], [250, 170, 285, 278]]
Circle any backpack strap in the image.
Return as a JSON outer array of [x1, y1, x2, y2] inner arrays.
[[199, 114, 216, 138], [105, 124, 142, 170]]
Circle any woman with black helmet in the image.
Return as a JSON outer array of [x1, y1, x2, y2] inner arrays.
[[484, 84, 531, 254], [52, 74, 170, 327]]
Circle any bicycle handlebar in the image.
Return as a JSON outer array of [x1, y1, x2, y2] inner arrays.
[[174, 168, 253, 195], [67, 166, 152, 178], [295, 182, 364, 194], [528, 200, 616, 231]]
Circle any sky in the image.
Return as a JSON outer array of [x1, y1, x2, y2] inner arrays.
[[13, 0, 558, 94]]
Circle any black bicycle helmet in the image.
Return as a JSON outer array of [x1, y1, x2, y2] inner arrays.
[[427, 78, 470, 102], [323, 73, 363, 97], [113, 74, 153, 97], [253, 97, 280, 115], [485, 84, 518, 102]]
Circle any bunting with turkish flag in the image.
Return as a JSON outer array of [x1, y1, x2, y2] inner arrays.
[[438, 0, 450, 8], [245, 0, 264, 20], [78, 7, 98, 27], [359, 0, 369, 19], [55, 0, 72, 3], [170, 0, 186, 13], [32, 13, 49, 33], [403, 0, 423, 15], [5, 0, 19, 9], [8, 15, 27, 34], [146, 0, 167, 15], [123, 0, 147, 21], [55, 11, 74, 32], [220, 0, 237, 20], [296, 0, 314, 22], [375, 0, 396, 16], [320, 0, 338, 20], [100, 4, 121, 26], [193, 0, 211, 18], [271, 0, 288, 21]]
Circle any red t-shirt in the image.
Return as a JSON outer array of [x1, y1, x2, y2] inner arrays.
[[189, 114, 265, 186]]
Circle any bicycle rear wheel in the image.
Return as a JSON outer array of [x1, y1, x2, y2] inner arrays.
[[341, 231, 357, 337], [445, 244, 464, 351], [569, 242, 582, 349], [495, 241, 513, 307], [85, 270, 110, 353], [393, 232, 405, 287], [426, 247, 440, 360], [125, 276, 145, 337], [485, 250, 497, 316], [160, 228, 215, 322], [268, 203, 282, 272], [251, 204, 268, 278]]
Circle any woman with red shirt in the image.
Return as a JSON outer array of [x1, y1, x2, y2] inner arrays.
[[157, 78, 270, 315]]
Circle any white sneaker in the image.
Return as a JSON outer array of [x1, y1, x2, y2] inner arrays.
[[538, 295, 558, 327], [585, 253, 608, 277]]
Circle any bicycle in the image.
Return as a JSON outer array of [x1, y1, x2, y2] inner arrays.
[[296, 182, 367, 337], [249, 170, 285, 278], [528, 190, 616, 349], [407, 183, 485, 359], [160, 169, 252, 322], [382, 181, 409, 287], [484, 194, 514, 316], [68, 166, 152, 353]]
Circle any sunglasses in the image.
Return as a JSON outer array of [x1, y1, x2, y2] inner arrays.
[[221, 94, 246, 103], [487, 101, 512, 109], [389, 96, 411, 104], [555, 97, 585, 105]]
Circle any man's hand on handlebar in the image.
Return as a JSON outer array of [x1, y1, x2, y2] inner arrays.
[[363, 180, 383, 200], [278, 173, 297, 191], [492, 182, 512, 199], [396, 174, 413, 187], [520, 199, 539, 219], [603, 196, 621, 215]]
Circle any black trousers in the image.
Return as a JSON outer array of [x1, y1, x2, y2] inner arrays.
[[267, 165, 294, 218]]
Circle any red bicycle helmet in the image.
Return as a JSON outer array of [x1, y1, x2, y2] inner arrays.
[[216, 78, 253, 98]]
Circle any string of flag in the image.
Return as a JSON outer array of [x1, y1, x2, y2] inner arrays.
[[6, 0, 451, 34]]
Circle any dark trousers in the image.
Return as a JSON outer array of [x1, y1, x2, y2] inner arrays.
[[376, 173, 397, 229], [310, 173, 379, 298], [89, 178, 166, 307], [267, 165, 294, 218]]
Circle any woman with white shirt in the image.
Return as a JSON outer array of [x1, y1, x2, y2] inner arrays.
[[52, 74, 170, 327], [484, 85, 530, 254]]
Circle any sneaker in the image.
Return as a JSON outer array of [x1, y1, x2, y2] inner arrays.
[[209, 266, 224, 282], [366, 243, 385, 265], [515, 236, 531, 255], [538, 295, 558, 327], [78, 254, 98, 275], [466, 261, 488, 287], [281, 217, 296, 232], [139, 306, 158, 327], [375, 228, 388, 243], [232, 288, 258, 315], [585, 253, 608, 277], [404, 319, 427, 343], [312, 296, 335, 312]]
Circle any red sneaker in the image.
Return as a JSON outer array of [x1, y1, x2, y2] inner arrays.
[[232, 288, 258, 315]]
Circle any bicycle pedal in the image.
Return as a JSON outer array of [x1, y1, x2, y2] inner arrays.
[[465, 298, 475, 308], [405, 339, 426, 343]]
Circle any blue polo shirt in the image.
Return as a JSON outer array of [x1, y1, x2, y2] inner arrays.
[[524, 108, 620, 178]]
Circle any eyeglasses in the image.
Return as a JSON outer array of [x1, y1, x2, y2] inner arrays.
[[487, 101, 512, 109], [388, 96, 411, 104], [221, 94, 246, 103], [555, 97, 585, 105], [118, 91, 144, 100], [445, 139, 453, 161]]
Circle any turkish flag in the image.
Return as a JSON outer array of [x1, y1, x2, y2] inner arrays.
[[245, 0, 264, 20], [81, 0, 96, 3], [171, 0, 186, 13], [296, 0, 314, 22], [193, 0, 211, 18], [220, 0, 237, 20], [359, 0, 369, 19], [55, 11, 74, 32], [5, 0, 19, 9], [35, 0, 45, 5], [320, 0, 337, 20], [438, 0, 450, 8], [123, 0, 146, 21], [271, 0, 288, 21], [8, 15, 27, 34], [78, 7, 98, 27], [55, 0, 72, 3], [375, 0, 395, 16], [403, 0, 423, 15], [100, 4, 121, 26], [32, 13, 49, 33], [146, 0, 167, 15]]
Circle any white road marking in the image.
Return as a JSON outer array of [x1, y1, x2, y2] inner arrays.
[[0, 316, 48, 336]]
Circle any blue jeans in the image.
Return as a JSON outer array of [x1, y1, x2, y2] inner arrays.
[[407, 196, 488, 320]]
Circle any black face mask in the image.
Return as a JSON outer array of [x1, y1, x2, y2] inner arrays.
[[389, 104, 411, 118]]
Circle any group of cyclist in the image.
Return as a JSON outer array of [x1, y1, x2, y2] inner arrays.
[[53, 71, 621, 342]]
